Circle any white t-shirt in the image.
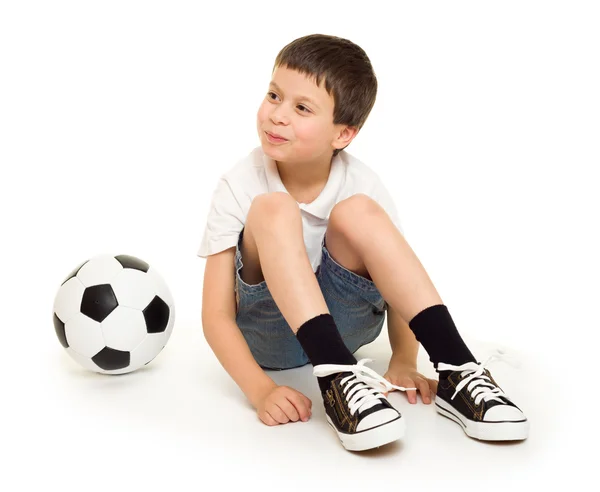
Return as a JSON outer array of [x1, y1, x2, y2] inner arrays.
[[197, 146, 404, 272]]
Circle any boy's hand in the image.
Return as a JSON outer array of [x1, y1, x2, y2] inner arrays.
[[256, 385, 313, 426], [383, 360, 438, 405]]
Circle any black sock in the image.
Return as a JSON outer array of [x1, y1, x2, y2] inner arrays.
[[408, 304, 477, 379], [296, 313, 356, 393]]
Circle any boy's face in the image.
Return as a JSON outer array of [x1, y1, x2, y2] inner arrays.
[[256, 65, 357, 164]]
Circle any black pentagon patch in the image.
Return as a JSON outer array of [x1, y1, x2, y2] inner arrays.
[[81, 284, 118, 322], [61, 259, 88, 285], [92, 347, 130, 371], [115, 254, 149, 273], [143, 295, 170, 333], [53, 313, 69, 348]]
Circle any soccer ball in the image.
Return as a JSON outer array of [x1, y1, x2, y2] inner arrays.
[[52, 254, 175, 374]]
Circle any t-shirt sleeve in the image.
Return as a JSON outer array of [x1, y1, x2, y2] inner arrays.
[[197, 177, 246, 258], [371, 177, 405, 236]]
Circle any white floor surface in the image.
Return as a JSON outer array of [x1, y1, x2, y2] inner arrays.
[[4, 317, 586, 491]]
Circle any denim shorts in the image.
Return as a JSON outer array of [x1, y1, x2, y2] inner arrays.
[[234, 228, 388, 370]]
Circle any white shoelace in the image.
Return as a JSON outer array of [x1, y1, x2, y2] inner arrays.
[[437, 350, 519, 406], [313, 358, 416, 416]]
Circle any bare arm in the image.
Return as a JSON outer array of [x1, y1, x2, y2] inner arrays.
[[384, 305, 436, 404], [387, 304, 419, 367], [202, 247, 276, 408]]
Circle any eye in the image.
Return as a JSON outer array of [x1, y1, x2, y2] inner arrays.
[[267, 92, 311, 113]]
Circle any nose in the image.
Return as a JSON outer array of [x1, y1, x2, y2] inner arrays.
[[269, 104, 290, 125]]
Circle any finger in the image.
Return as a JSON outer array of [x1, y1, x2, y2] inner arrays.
[[285, 393, 311, 422], [285, 392, 310, 421], [297, 392, 313, 412], [383, 374, 397, 393], [417, 378, 432, 404], [405, 388, 417, 404], [268, 404, 290, 424], [259, 410, 278, 426], [401, 377, 418, 404], [427, 378, 438, 395], [276, 399, 300, 422]]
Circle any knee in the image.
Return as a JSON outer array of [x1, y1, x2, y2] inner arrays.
[[329, 193, 381, 233], [248, 192, 300, 228]]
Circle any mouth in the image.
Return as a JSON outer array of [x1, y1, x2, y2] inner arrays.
[[266, 131, 288, 142]]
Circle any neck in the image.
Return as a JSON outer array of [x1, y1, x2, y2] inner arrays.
[[276, 154, 333, 192]]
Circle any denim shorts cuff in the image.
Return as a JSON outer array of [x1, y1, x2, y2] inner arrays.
[[320, 246, 379, 293], [235, 244, 269, 294]]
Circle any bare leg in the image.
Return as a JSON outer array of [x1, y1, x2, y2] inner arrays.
[[326, 197, 530, 442], [241, 194, 416, 450], [242, 192, 329, 332], [327, 194, 443, 323]]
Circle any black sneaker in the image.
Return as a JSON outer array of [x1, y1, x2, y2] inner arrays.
[[435, 354, 529, 441], [313, 359, 415, 451]]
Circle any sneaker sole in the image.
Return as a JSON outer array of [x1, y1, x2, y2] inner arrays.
[[325, 414, 405, 451], [435, 398, 529, 441]]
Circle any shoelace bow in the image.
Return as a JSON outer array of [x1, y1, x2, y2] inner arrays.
[[437, 349, 520, 406], [313, 359, 416, 416]]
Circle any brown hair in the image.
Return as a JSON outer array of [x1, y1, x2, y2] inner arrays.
[[273, 34, 378, 157]]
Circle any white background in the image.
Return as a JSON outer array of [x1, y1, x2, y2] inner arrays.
[[1, 1, 597, 489]]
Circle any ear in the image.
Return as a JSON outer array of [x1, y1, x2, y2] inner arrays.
[[332, 125, 359, 151]]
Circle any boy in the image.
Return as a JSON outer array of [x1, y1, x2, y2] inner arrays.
[[198, 34, 529, 451]]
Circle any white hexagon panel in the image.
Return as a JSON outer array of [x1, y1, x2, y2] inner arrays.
[[101, 306, 147, 352]]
